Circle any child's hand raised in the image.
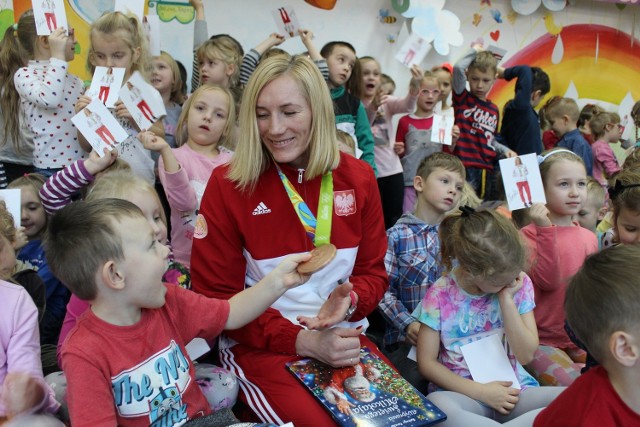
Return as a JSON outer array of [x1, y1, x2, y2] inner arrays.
[[479, 381, 520, 415], [137, 130, 169, 152], [48, 27, 69, 61], [12, 227, 28, 252], [529, 203, 552, 227], [84, 147, 118, 176], [409, 64, 424, 87], [75, 95, 92, 113], [114, 101, 134, 123]]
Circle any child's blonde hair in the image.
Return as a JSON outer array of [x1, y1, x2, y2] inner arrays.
[[156, 51, 184, 104], [88, 11, 152, 78], [440, 208, 526, 278], [566, 245, 640, 363], [336, 130, 356, 156], [175, 85, 236, 148], [0, 10, 35, 153], [588, 111, 615, 140], [0, 201, 17, 249], [586, 177, 606, 208], [538, 148, 586, 184], [86, 170, 167, 226], [608, 167, 640, 223], [468, 51, 498, 75], [196, 37, 242, 87], [544, 97, 580, 123]]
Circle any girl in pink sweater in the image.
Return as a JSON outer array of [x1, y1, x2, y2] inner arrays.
[[521, 149, 598, 386], [138, 85, 235, 267], [589, 112, 622, 189]]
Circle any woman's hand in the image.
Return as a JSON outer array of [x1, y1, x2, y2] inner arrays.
[[295, 327, 362, 368], [297, 281, 353, 330]]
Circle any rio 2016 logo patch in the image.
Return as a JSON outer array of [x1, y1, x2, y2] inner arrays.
[[193, 214, 208, 239]]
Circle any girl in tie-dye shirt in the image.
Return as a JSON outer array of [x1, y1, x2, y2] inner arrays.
[[413, 208, 565, 426]]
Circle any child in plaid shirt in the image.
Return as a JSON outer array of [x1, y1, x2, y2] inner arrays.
[[378, 152, 465, 393]]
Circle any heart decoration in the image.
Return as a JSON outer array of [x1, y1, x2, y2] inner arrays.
[[490, 30, 500, 41]]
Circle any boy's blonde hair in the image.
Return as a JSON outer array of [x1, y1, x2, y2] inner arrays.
[[88, 11, 152, 79], [228, 55, 339, 192], [156, 51, 184, 104], [175, 85, 236, 148], [468, 51, 498, 75], [415, 152, 465, 182], [544, 97, 580, 123], [585, 176, 606, 208], [45, 199, 144, 300], [196, 37, 242, 87], [566, 245, 640, 363], [440, 208, 526, 278]]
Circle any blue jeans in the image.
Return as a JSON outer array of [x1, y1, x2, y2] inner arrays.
[[466, 167, 495, 200]]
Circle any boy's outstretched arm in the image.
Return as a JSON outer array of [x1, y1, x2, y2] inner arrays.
[[225, 253, 312, 329], [452, 47, 480, 95]]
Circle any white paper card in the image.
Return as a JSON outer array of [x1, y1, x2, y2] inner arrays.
[[407, 345, 417, 362], [72, 98, 129, 156], [115, 0, 145, 22], [119, 71, 167, 131], [431, 114, 455, 145], [86, 67, 126, 108], [33, 0, 68, 36], [499, 153, 546, 211], [487, 45, 507, 62], [185, 338, 211, 360], [0, 189, 22, 228], [460, 333, 521, 389], [272, 6, 301, 39], [143, 15, 161, 57], [395, 32, 431, 68]]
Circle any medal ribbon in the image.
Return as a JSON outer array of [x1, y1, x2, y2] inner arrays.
[[276, 166, 333, 246]]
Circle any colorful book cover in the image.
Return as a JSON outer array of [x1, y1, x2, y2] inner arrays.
[[286, 346, 447, 427]]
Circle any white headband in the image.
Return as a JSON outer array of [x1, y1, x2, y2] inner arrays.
[[537, 149, 577, 164]]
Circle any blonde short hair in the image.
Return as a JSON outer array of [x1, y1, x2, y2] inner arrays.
[[228, 55, 339, 192]]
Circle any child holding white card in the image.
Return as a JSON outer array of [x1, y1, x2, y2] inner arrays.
[[396, 71, 460, 213], [521, 149, 598, 386], [414, 207, 564, 426], [75, 11, 164, 185], [1, 10, 85, 177], [138, 85, 234, 268]]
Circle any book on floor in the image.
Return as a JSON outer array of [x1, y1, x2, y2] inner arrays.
[[286, 346, 447, 427]]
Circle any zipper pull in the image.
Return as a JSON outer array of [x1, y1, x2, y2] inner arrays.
[[298, 169, 304, 184]]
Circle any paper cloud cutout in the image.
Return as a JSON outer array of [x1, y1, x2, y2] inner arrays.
[[402, 0, 463, 55]]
